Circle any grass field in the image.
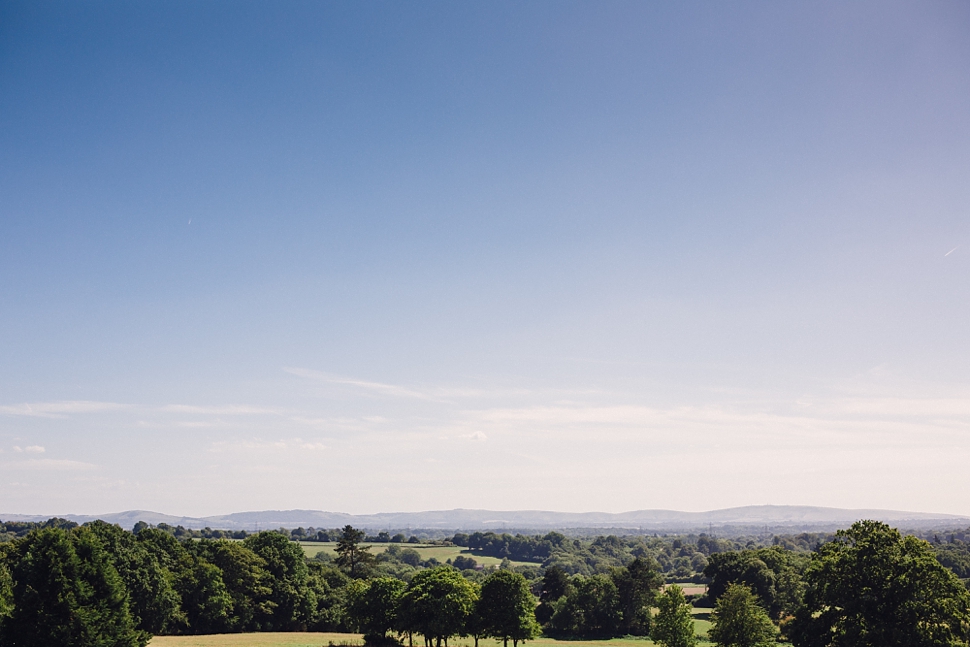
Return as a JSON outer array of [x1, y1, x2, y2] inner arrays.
[[149, 609, 715, 647], [149, 634, 660, 647], [150, 634, 364, 647], [690, 608, 712, 639], [299, 543, 533, 568]]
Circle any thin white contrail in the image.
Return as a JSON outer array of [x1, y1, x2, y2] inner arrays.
[[945, 246, 958, 257]]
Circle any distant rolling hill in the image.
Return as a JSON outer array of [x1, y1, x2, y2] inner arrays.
[[3, 505, 969, 532]]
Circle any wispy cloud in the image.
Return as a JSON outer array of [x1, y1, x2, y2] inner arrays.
[[284, 367, 435, 400], [282, 367, 576, 402], [163, 404, 283, 416], [0, 400, 125, 418], [24, 445, 45, 453], [3, 458, 97, 471], [208, 437, 329, 454]]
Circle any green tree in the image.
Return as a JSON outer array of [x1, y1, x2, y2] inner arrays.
[[789, 520, 970, 647], [0, 545, 13, 626], [705, 546, 807, 620], [399, 566, 478, 647], [85, 521, 182, 634], [136, 528, 229, 634], [478, 570, 539, 647], [346, 576, 406, 644], [244, 531, 315, 630], [190, 539, 274, 632], [549, 574, 622, 638], [653, 585, 697, 647], [0, 527, 147, 647], [535, 565, 569, 625], [465, 598, 488, 647], [336, 525, 378, 578], [306, 561, 351, 631], [612, 556, 663, 635], [708, 583, 776, 647]]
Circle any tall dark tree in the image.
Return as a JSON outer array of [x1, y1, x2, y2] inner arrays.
[[535, 565, 569, 625], [335, 525, 378, 578], [0, 527, 147, 647], [612, 556, 663, 635], [789, 520, 970, 647], [85, 521, 181, 634]]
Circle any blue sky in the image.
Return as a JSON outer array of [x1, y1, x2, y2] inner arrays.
[[2, 1, 969, 517]]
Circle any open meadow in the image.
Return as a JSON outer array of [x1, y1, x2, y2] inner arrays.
[[148, 609, 716, 647], [299, 542, 533, 568], [149, 634, 660, 647]]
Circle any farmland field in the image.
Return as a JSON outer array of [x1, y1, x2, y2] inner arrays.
[[299, 542, 533, 568]]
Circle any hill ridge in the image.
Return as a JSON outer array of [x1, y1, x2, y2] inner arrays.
[[2, 505, 968, 532]]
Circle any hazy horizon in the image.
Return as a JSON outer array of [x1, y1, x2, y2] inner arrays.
[[2, 1, 969, 518], [6, 503, 968, 519]]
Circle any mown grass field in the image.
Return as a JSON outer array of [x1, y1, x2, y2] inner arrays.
[[149, 635, 660, 647], [148, 609, 716, 647], [150, 634, 364, 647], [299, 543, 532, 568]]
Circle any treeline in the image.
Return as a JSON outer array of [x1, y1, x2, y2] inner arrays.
[[452, 530, 824, 582], [3, 520, 970, 647], [0, 523, 631, 646], [0, 519, 431, 544]]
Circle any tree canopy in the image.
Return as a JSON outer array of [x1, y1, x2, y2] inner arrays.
[[653, 585, 697, 647], [789, 520, 970, 647], [0, 527, 147, 647], [346, 576, 406, 642], [708, 583, 776, 647], [399, 566, 478, 647], [335, 525, 378, 578], [477, 570, 539, 647]]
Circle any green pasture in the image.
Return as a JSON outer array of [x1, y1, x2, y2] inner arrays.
[[150, 634, 364, 647], [299, 542, 532, 568], [150, 635, 657, 647], [690, 608, 712, 640], [148, 608, 714, 647]]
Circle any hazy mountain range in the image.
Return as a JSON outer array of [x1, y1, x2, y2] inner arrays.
[[3, 506, 969, 533]]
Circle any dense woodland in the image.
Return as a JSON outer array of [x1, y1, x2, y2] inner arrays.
[[1, 518, 970, 646]]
